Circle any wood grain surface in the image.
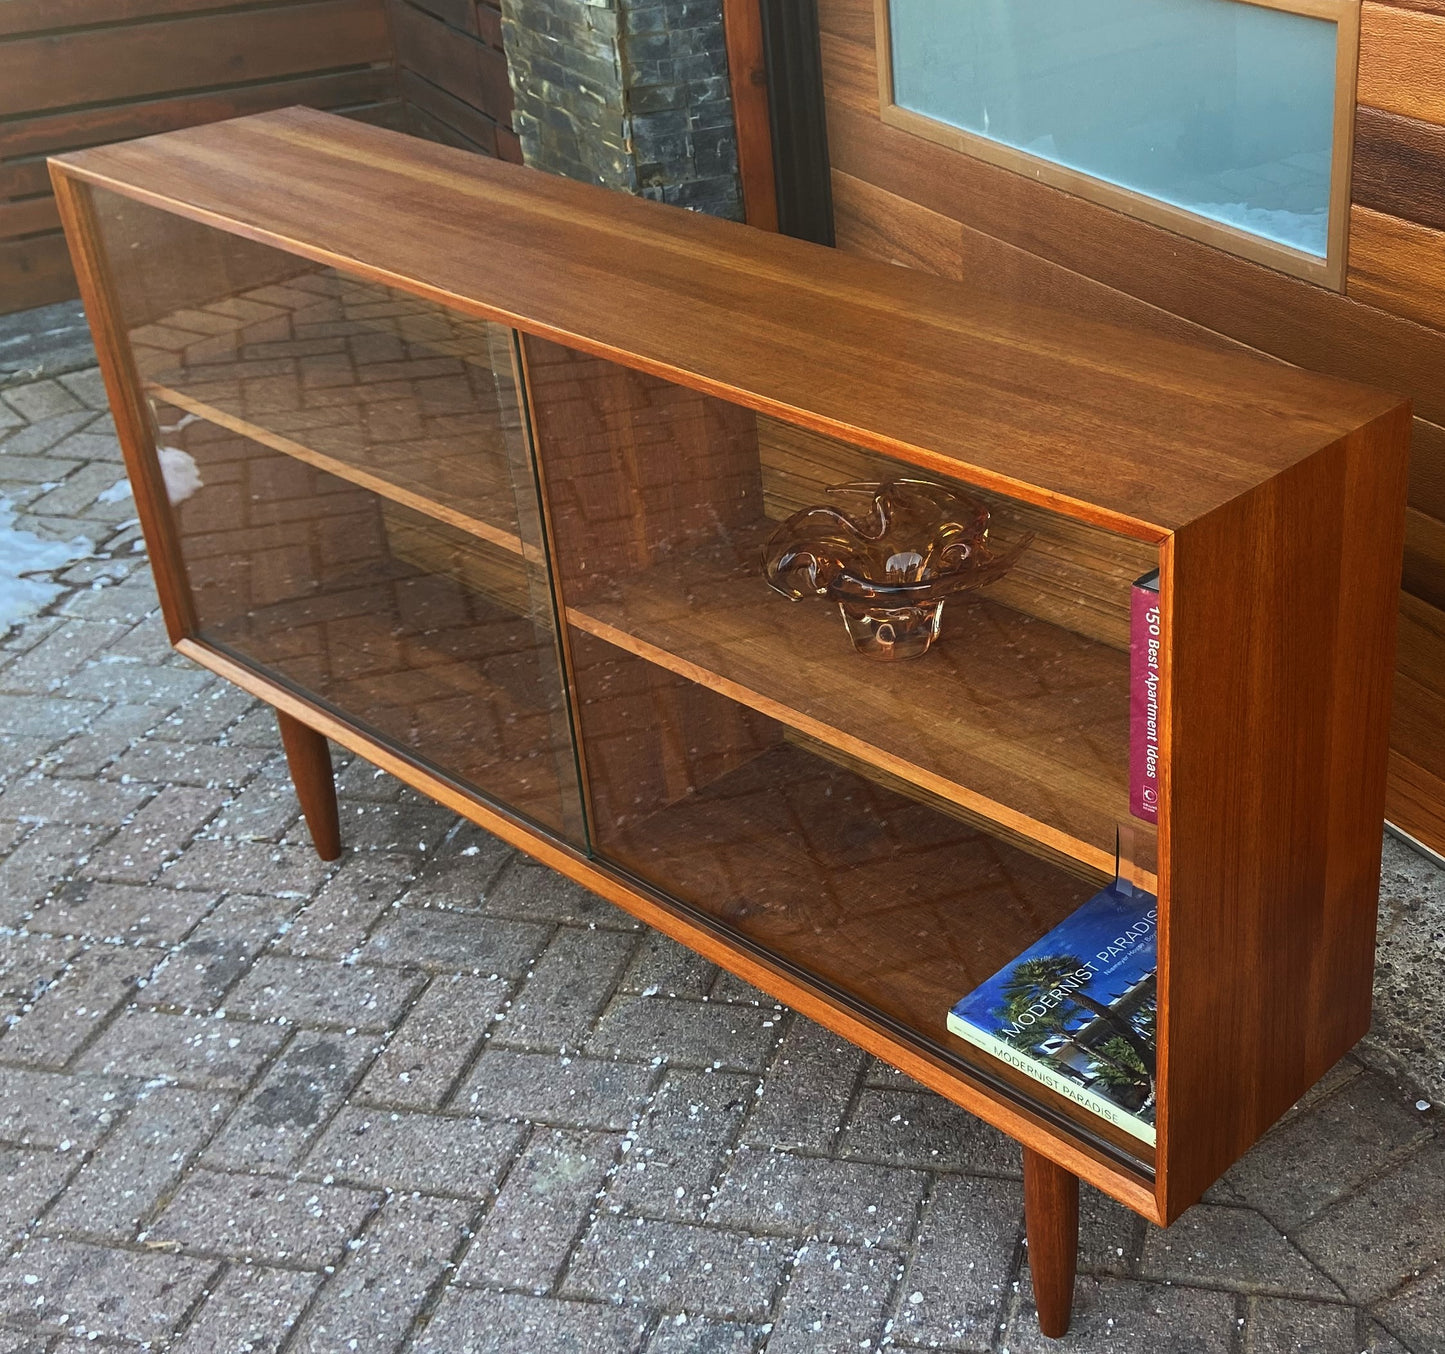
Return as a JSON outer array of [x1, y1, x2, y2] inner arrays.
[[53, 108, 1402, 540], [1359, 1, 1445, 124], [1348, 204, 1445, 331], [1353, 107, 1445, 231]]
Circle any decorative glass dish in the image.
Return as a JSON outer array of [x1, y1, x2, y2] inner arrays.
[[762, 479, 1030, 659]]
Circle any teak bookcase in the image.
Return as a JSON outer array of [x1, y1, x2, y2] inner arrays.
[[51, 108, 1410, 1337]]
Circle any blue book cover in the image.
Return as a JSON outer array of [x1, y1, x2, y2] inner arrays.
[[947, 882, 1158, 1145]]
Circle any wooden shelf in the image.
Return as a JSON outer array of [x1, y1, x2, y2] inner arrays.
[[134, 268, 533, 559], [600, 737, 1152, 1165], [567, 523, 1152, 885]]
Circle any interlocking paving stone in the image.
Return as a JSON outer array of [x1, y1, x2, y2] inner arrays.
[[892, 1176, 1020, 1350], [106, 737, 265, 791], [0, 823, 111, 917], [289, 1192, 473, 1354], [1138, 1204, 1342, 1298], [81, 783, 228, 883], [708, 1146, 927, 1248], [606, 1070, 754, 1222], [0, 1069, 131, 1149], [1214, 1071, 1433, 1229], [0, 1236, 215, 1341], [362, 905, 552, 978], [0, 944, 166, 1068], [208, 760, 301, 843], [742, 1015, 866, 1154], [306, 1106, 526, 1196], [201, 1029, 380, 1171], [42, 1086, 231, 1240], [147, 682, 257, 745], [280, 852, 415, 960], [497, 925, 637, 1051], [838, 1087, 1023, 1176], [0, 774, 149, 827], [157, 839, 334, 897], [168, 1262, 321, 1354], [1005, 1275, 1240, 1353], [358, 973, 511, 1110], [224, 955, 424, 1032], [644, 1314, 760, 1354], [485, 859, 642, 929], [0, 618, 129, 694], [1243, 1296, 1369, 1354], [1295, 1139, 1445, 1301], [321, 796, 456, 854], [59, 661, 210, 709], [766, 1243, 901, 1354], [28, 880, 218, 945], [139, 893, 296, 1012], [588, 994, 782, 1074], [1375, 1265, 1445, 1353], [0, 933, 82, 1006], [77, 1010, 287, 1090], [619, 930, 720, 999], [0, 1147, 74, 1245], [150, 1168, 379, 1267], [565, 1214, 792, 1320], [456, 1049, 657, 1131], [414, 1288, 652, 1354], [1076, 1185, 1144, 1277], [457, 1126, 620, 1290]]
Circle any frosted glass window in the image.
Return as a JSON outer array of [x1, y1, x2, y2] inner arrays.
[[888, 0, 1339, 258]]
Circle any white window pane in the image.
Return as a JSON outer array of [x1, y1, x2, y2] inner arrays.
[[889, 0, 1338, 257]]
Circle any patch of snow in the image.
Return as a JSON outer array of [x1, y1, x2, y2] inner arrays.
[[157, 446, 202, 504], [96, 478, 132, 504], [0, 499, 91, 631]]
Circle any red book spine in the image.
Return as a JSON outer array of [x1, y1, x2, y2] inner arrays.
[[1130, 571, 1162, 824]]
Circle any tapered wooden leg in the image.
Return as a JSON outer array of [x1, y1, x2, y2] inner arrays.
[[1024, 1147, 1079, 1338], [276, 710, 341, 861]]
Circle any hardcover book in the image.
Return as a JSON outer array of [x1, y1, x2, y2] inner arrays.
[[947, 882, 1158, 1145], [1130, 568, 1162, 823]]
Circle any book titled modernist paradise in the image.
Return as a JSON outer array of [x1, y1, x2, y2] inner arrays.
[[947, 882, 1159, 1145]]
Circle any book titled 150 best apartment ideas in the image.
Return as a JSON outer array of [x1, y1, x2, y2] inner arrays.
[[947, 883, 1159, 1145]]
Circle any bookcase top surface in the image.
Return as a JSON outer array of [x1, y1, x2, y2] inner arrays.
[[53, 106, 1405, 538]]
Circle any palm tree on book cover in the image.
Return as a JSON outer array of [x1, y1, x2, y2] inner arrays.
[[996, 954, 1156, 1110]]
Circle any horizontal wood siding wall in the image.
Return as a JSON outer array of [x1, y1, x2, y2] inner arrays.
[[0, 0, 400, 315], [387, 0, 518, 161], [815, 0, 1445, 852]]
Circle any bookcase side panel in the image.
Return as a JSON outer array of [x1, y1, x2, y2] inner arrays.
[[1156, 407, 1409, 1220]]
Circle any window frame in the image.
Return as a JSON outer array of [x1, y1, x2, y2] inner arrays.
[[873, 0, 1361, 289]]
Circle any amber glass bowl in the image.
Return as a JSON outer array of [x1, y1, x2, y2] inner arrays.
[[762, 479, 1030, 660]]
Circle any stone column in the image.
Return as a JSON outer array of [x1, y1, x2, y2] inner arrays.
[[500, 0, 744, 220]]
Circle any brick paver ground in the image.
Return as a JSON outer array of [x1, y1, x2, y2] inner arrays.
[[1, 360, 1443, 1352]]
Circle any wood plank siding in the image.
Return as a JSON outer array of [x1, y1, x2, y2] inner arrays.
[[811, 0, 1445, 854], [1, 0, 517, 313]]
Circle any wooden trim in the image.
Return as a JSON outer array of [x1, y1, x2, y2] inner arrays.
[[1353, 108, 1445, 233], [173, 630, 1164, 1220], [47, 169, 198, 641], [872, 0, 1358, 290], [722, 0, 780, 231]]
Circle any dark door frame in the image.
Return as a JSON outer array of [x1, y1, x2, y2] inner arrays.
[[723, 0, 834, 245]]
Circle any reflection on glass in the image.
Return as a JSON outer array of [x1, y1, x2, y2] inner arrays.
[[524, 333, 1159, 898], [90, 187, 585, 841], [889, 0, 1339, 256], [763, 479, 1032, 660]]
